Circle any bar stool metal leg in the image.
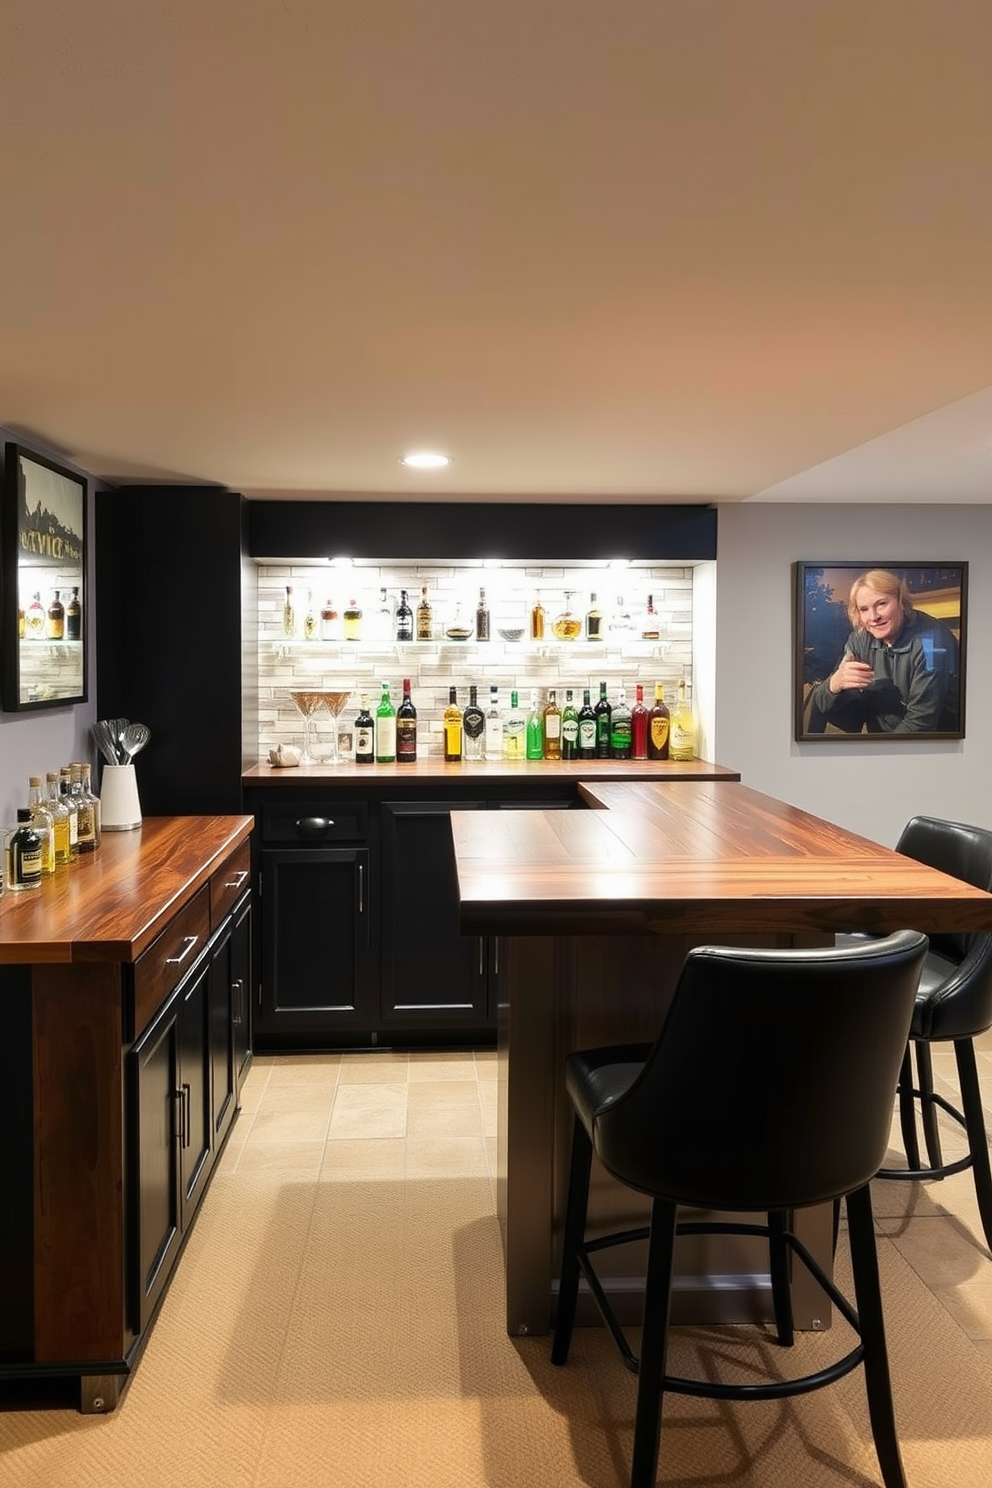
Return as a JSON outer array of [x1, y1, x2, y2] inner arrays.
[[630, 1197, 678, 1488], [846, 1184, 907, 1488]]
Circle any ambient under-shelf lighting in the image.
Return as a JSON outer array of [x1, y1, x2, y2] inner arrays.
[[399, 450, 451, 470]]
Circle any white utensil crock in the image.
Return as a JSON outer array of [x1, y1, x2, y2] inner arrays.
[[100, 763, 142, 831]]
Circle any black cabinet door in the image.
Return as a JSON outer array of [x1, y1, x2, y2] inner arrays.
[[259, 848, 375, 1039], [208, 920, 238, 1148], [177, 956, 214, 1222], [230, 895, 252, 1092], [130, 997, 182, 1333], [379, 800, 491, 1031]]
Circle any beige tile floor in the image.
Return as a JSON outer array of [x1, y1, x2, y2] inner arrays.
[[223, 1028, 992, 1365]]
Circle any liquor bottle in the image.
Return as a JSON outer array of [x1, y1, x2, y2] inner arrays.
[[631, 683, 649, 760], [609, 596, 635, 636], [395, 588, 414, 642], [641, 594, 661, 641], [552, 592, 582, 640], [416, 584, 433, 641], [320, 597, 340, 641], [303, 591, 318, 640], [26, 592, 45, 637], [47, 590, 65, 641], [561, 689, 579, 760], [66, 586, 82, 641], [27, 776, 55, 875], [462, 684, 485, 761], [443, 687, 463, 762], [59, 767, 79, 859], [81, 763, 101, 847], [354, 697, 375, 764], [530, 595, 545, 640], [476, 587, 490, 641], [542, 688, 562, 760], [375, 587, 393, 640], [484, 685, 504, 761], [594, 682, 612, 758], [585, 593, 603, 641], [396, 678, 417, 763], [504, 689, 526, 759], [282, 586, 296, 638], [375, 681, 396, 763], [610, 688, 632, 760], [577, 688, 597, 759], [648, 682, 671, 760], [525, 689, 544, 760], [670, 677, 697, 762], [4, 809, 42, 891], [344, 598, 363, 641], [46, 771, 72, 867], [71, 763, 98, 853]]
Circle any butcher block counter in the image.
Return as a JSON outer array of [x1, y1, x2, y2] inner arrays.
[[450, 781, 992, 1336], [0, 815, 253, 1412]]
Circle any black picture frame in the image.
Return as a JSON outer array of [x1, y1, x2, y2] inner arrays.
[[794, 561, 967, 741], [1, 442, 88, 711]]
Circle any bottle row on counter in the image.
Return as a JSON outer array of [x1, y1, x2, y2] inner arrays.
[[298, 678, 696, 765], [1, 763, 101, 895], [281, 583, 666, 645]]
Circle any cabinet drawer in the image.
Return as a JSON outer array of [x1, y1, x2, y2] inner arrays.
[[209, 837, 252, 929], [261, 800, 369, 845], [133, 887, 210, 1038]]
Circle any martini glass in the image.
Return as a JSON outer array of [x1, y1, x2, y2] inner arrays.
[[319, 690, 352, 764], [289, 690, 323, 763]]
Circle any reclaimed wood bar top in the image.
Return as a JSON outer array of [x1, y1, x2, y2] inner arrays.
[[452, 780, 992, 938], [0, 815, 254, 965]]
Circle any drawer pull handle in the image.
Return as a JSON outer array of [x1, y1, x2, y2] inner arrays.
[[165, 935, 199, 966], [296, 816, 335, 837], [224, 870, 249, 891]]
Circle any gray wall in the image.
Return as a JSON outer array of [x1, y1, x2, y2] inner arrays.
[[714, 503, 992, 847]]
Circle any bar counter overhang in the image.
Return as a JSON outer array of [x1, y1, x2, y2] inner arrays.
[[451, 779, 992, 1337]]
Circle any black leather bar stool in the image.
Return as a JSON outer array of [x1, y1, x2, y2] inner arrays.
[[874, 816, 992, 1254], [551, 931, 928, 1488]]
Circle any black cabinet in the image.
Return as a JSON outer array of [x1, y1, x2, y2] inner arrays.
[[379, 800, 494, 1031], [259, 846, 376, 1044], [130, 948, 212, 1333], [208, 891, 251, 1146]]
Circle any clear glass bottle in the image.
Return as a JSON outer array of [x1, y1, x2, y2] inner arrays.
[[375, 681, 396, 763], [610, 688, 633, 760], [641, 593, 661, 641], [552, 592, 582, 640], [59, 766, 79, 860], [526, 689, 544, 760], [320, 597, 340, 641], [395, 678, 417, 763], [354, 696, 375, 764], [47, 590, 65, 641], [26, 592, 46, 637], [82, 763, 102, 847], [443, 687, 463, 762], [282, 585, 296, 638], [504, 690, 526, 759], [46, 771, 72, 867], [585, 593, 603, 641], [631, 683, 649, 760], [376, 587, 393, 640], [344, 598, 363, 641], [395, 588, 414, 642], [577, 688, 597, 759], [484, 685, 504, 760], [65, 586, 82, 641], [670, 676, 697, 762], [476, 587, 490, 642], [462, 684, 485, 761], [530, 595, 545, 640], [71, 762, 99, 853], [28, 776, 55, 875], [648, 682, 670, 760], [542, 688, 562, 760], [4, 809, 43, 891], [416, 584, 433, 641], [303, 591, 318, 640], [561, 689, 579, 760]]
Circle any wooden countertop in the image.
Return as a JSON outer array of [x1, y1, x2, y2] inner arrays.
[[0, 815, 254, 965], [243, 757, 741, 785], [451, 780, 992, 938]]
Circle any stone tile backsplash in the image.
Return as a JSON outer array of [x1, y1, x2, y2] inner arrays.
[[257, 561, 693, 759]]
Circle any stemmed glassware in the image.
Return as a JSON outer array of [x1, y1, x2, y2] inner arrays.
[[289, 690, 324, 764], [318, 690, 351, 765]]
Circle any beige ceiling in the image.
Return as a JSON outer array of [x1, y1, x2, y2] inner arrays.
[[2, 0, 992, 504]]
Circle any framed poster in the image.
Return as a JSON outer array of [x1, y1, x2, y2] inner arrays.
[[1, 442, 88, 710], [794, 561, 966, 741]]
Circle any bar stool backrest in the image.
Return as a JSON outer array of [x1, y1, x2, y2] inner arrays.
[[895, 815, 992, 961]]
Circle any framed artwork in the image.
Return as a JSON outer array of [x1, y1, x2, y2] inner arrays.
[[794, 561, 966, 741], [1, 442, 88, 710]]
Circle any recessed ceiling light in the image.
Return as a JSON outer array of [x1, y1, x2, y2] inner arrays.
[[400, 450, 451, 470]]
